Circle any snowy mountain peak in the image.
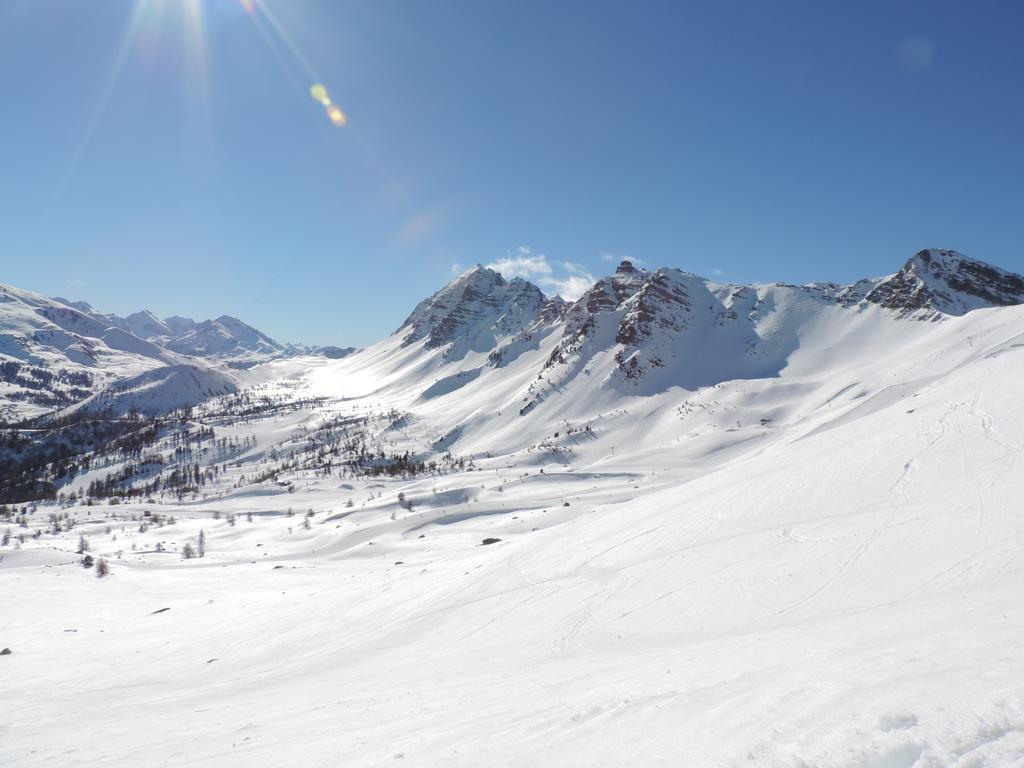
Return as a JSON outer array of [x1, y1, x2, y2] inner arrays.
[[163, 316, 283, 360], [866, 248, 1024, 317], [396, 265, 548, 357], [116, 310, 173, 340]]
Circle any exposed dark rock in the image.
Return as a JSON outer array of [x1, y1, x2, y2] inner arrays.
[[396, 266, 548, 355], [866, 249, 1024, 317]]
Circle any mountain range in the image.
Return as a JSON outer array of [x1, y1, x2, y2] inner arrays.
[[0, 285, 352, 422], [5, 248, 1024, 765]]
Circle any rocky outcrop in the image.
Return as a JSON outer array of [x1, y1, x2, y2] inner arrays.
[[865, 249, 1024, 317], [396, 265, 548, 357]]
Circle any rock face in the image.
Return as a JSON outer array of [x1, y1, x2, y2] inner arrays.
[[541, 262, 769, 389], [396, 265, 549, 358], [865, 249, 1024, 317], [395, 251, 1024, 393]]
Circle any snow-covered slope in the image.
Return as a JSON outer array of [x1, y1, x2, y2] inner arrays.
[[0, 284, 329, 422], [60, 364, 240, 418], [160, 315, 284, 361], [0, 283, 182, 421], [3, 249, 1024, 766]]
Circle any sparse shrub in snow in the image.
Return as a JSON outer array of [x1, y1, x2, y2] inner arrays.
[[246, 512, 253, 523], [77, 535, 89, 554], [95, 558, 109, 577], [182, 543, 196, 559], [81, 554, 93, 569], [302, 517, 311, 530], [1, 528, 9, 546]]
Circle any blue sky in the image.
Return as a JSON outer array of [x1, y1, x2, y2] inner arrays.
[[1, 0, 1022, 346]]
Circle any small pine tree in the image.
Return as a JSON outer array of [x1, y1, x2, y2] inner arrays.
[[1, 528, 10, 546], [81, 554, 94, 569], [197, 529, 206, 558], [95, 558, 109, 578], [77, 535, 89, 554], [181, 542, 196, 559]]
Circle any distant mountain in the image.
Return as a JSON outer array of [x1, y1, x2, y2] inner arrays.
[[0, 284, 343, 422], [365, 249, 1024, 410], [4, 248, 1019, 425]]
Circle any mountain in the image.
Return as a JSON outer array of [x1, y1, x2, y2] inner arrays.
[[396, 264, 552, 359], [865, 248, 1024, 316], [161, 315, 284, 360], [0, 284, 327, 422], [387, 250, 1024, 402], [61, 364, 239, 419], [4, 250, 1018, 425], [110, 310, 174, 341], [4, 248, 1024, 766], [100, 309, 288, 362]]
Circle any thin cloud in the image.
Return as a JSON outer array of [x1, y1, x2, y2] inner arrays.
[[486, 247, 595, 300]]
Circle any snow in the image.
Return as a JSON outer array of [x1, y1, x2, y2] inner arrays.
[[3, 258, 1024, 766], [0, 282, 323, 421]]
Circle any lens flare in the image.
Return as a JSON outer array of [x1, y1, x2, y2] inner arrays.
[[310, 83, 329, 105], [240, 3, 350, 129], [326, 104, 347, 127]]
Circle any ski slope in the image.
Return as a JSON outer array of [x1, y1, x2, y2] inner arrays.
[[3, 261, 1024, 766]]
